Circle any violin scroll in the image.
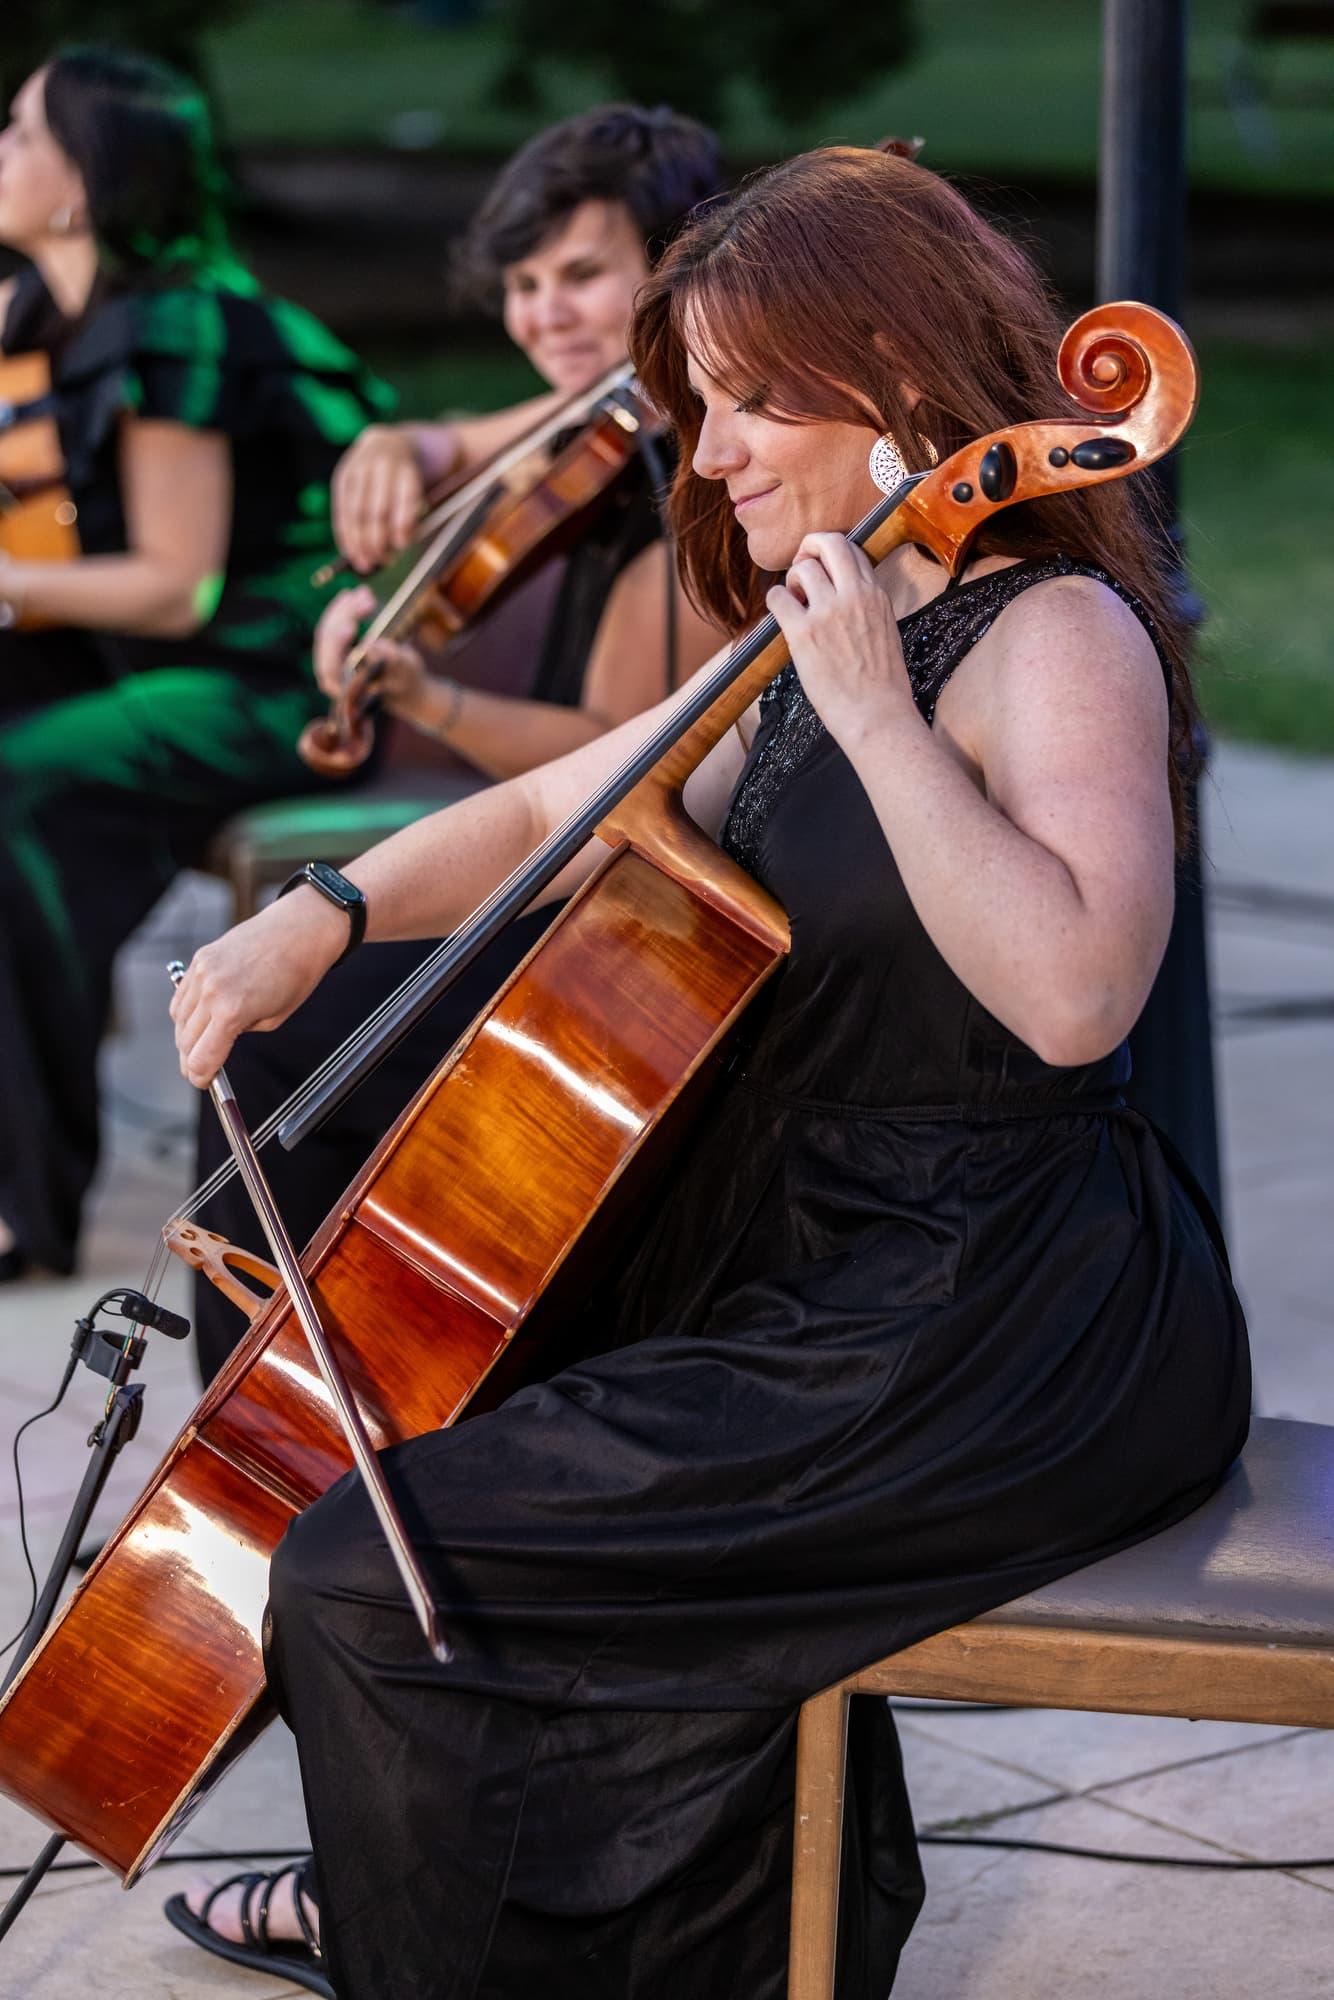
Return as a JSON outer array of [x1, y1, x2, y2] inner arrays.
[[1057, 306, 1154, 417], [297, 690, 378, 777]]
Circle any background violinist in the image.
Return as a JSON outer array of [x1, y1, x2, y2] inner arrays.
[[185, 104, 723, 1442]]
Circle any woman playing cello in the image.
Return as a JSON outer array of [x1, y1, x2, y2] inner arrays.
[[171, 144, 1249, 1999]]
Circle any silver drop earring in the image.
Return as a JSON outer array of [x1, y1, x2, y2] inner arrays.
[[49, 206, 75, 235], [868, 431, 908, 496], [868, 430, 940, 495]]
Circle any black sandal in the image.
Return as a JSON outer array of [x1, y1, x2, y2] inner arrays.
[[164, 1856, 333, 1997]]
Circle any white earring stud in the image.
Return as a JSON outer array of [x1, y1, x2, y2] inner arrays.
[[50, 206, 76, 235]]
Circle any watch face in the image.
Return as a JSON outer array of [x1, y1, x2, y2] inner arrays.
[[309, 861, 356, 907]]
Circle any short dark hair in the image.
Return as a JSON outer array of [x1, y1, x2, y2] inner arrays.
[[43, 45, 232, 282], [456, 102, 725, 310]]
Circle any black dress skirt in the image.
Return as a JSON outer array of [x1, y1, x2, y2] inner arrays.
[[264, 558, 1251, 2000]]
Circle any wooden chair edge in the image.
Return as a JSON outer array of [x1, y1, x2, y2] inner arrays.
[[788, 1620, 1334, 2000]]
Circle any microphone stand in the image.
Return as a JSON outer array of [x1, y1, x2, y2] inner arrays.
[[0, 1287, 190, 1941]]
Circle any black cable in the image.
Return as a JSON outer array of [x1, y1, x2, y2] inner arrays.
[[889, 1701, 1334, 1868], [1219, 995, 1334, 1027], [1213, 879, 1334, 927], [6, 1836, 1334, 1882], [0, 1847, 306, 1879], [919, 1833, 1334, 1870], [890, 1700, 1019, 1714], [0, 1353, 79, 1659]]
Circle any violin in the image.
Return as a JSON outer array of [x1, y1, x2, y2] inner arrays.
[[0, 303, 1197, 1882], [298, 361, 651, 776], [0, 352, 81, 624]]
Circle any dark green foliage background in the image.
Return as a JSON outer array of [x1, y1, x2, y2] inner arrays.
[[494, 0, 915, 125]]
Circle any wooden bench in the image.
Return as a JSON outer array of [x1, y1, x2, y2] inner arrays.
[[788, 1415, 1334, 1999]]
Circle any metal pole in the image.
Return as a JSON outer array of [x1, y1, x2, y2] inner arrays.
[[1099, 0, 1224, 1216], [0, 1836, 66, 1944]]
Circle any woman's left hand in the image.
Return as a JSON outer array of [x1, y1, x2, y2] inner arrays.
[[765, 533, 917, 750]]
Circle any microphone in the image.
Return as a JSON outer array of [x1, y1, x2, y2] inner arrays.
[[115, 1291, 191, 1341]]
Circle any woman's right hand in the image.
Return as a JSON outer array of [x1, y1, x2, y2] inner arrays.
[[331, 425, 431, 573], [171, 893, 351, 1087]]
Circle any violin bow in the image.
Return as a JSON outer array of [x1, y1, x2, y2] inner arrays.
[[310, 356, 641, 591]]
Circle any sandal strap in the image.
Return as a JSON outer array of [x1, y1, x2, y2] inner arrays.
[[200, 1870, 264, 1949], [293, 1855, 323, 1959], [253, 1860, 305, 1953]]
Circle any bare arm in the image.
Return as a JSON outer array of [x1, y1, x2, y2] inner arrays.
[[1, 417, 231, 637], [770, 539, 1174, 1067], [173, 639, 752, 1084]]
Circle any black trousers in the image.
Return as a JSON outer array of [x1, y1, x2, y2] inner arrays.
[[0, 669, 330, 1271]]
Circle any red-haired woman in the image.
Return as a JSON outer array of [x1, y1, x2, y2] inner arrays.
[[170, 147, 1249, 1999]]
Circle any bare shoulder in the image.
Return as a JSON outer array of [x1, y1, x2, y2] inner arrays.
[[987, 572, 1165, 705], [939, 569, 1166, 751]]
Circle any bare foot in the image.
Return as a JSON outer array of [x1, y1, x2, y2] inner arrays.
[[183, 1861, 320, 1953]]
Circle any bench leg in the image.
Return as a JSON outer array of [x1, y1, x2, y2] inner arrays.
[[788, 1683, 851, 2000]]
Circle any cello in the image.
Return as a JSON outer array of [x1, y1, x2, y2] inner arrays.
[[0, 303, 1198, 1885], [0, 351, 81, 624], [297, 360, 653, 775]]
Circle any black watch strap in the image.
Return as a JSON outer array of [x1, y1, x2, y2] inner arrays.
[[277, 861, 367, 964]]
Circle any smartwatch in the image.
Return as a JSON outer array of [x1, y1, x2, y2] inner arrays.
[[278, 860, 367, 964]]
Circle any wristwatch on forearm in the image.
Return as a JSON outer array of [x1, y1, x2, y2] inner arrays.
[[277, 860, 367, 964]]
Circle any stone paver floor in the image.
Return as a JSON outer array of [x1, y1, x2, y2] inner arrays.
[[0, 739, 1332, 1996]]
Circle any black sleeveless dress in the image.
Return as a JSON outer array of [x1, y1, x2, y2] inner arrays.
[[265, 558, 1251, 2000]]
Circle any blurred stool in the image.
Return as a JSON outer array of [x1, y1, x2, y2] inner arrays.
[[205, 725, 483, 923]]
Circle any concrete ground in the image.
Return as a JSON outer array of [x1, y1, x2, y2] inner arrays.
[[0, 739, 1332, 1997]]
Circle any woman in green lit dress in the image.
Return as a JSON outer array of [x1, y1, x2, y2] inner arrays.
[[0, 45, 392, 1278]]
